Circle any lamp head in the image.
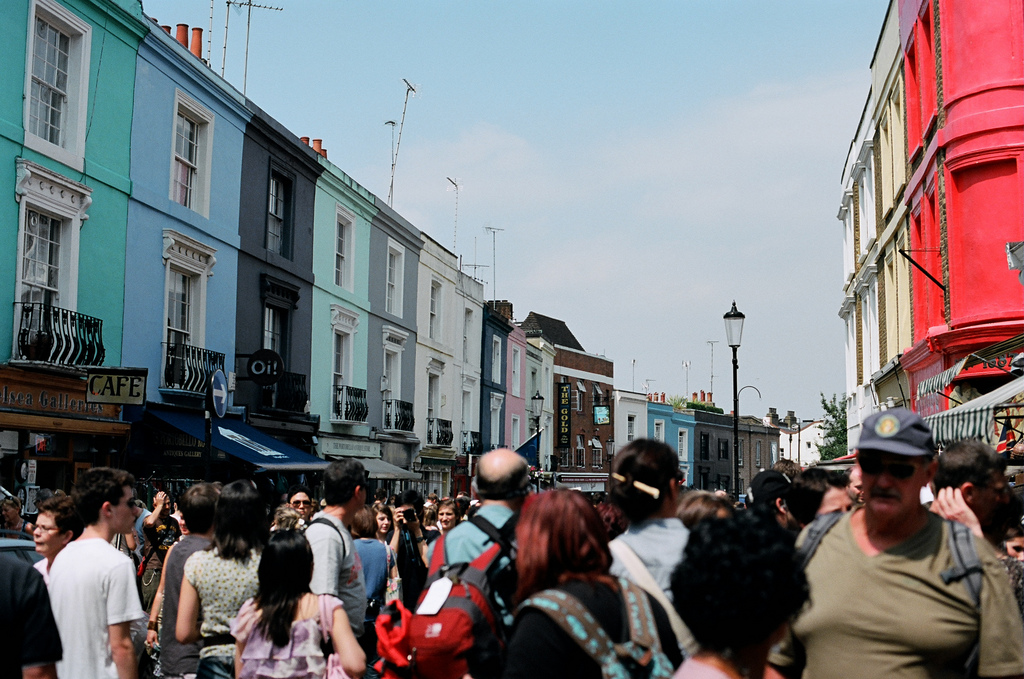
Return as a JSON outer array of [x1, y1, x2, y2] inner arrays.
[[723, 301, 745, 348]]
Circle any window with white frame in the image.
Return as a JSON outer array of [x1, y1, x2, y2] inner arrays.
[[511, 415, 520, 449], [385, 239, 404, 316], [333, 331, 348, 391], [169, 91, 214, 215], [24, 0, 91, 169], [463, 308, 472, 362], [427, 373, 439, 421], [161, 231, 214, 351], [530, 368, 538, 398], [576, 435, 585, 467], [491, 337, 502, 383], [462, 390, 472, 429], [429, 281, 441, 340], [592, 441, 603, 468], [263, 305, 287, 358], [576, 381, 585, 412], [335, 207, 353, 289], [737, 439, 744, 467], [382, 325, 409, 401], [654, 420, 665, 442], [718, 438, 729, 460], [677, 429, 689, 463], [627, 415, 636, 441], [15, 159, 89, 310], [511, 347, 521, 397], [330, 304, 359, 402], [266, 170, 292, 257], [489, 393, 503, 448]]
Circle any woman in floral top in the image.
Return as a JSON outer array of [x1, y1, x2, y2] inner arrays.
[[177, 480, 268, 679]]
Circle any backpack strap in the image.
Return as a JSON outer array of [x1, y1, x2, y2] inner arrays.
[[618, 578, 659, 651], [608, 539, 698, 657], [519, 590, 620, 672], [309, 517, 348, 560], [797, 510, 845, 570], [939, 519, 983, 679], [427, 532, 448, 577], [469, 514, 518, 554]]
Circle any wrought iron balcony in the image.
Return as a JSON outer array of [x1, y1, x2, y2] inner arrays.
[[15, 302, 105, 367], [262, 371, 308, 412], [333, 385, 368, 423], [426, 418, 454, 447], [462, 430, 482, 456], [162, 343, 225, 394], [382, 398, 415, 433]]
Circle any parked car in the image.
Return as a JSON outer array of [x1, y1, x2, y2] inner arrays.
[[0, 536, 42, 564]]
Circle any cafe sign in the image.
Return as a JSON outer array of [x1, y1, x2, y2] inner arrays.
[[87, 368, 148, 406], [0, 366, 120, 419]]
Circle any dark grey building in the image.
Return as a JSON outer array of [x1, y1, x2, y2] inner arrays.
[[234, 104, 323, 450], [367, 201, 421, 470], [692, 410, 778, 498]]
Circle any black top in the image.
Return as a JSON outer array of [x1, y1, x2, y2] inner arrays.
[[0, 553, 62, 673], [385, 528, 440, 608], [502, 580, 682, 679]]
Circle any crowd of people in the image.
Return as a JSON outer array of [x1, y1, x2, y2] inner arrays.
[[2, 407, 1023, 679]]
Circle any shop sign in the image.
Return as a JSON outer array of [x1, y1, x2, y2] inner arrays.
[[594, 405, 610, 425], [557, 382, 571, 447], [146, 426, 223, 463], [87, 368, 147, 405], [319, 436, 381, 459], [0, 366, 119, 419]]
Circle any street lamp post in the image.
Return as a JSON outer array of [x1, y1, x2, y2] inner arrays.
[[530, 390, 544, 468], [723, 301, 745, 500]]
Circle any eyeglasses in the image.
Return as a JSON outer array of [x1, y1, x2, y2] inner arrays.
[[857, 455, 920, 479], [291, 500, 313, 506], [34, 524, 61, 533]]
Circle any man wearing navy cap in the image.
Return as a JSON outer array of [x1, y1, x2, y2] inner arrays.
[[768, 408, 1024, 679]]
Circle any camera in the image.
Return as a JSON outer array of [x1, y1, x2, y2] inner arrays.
[[402, 508, 417, 523]]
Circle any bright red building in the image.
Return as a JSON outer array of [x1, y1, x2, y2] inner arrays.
[[899, 0, 1023, 415]]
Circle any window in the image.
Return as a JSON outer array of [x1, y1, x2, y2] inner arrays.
[[627, 415, 636, 441], [169, 91, 214, 215], [530, 368, 538, 398], [15, 159, 90, 310], [654, 420, 665, 442], [737, 439, 744, 467], [511, 347, 521, 397], [575, 388, 584, 412], [462, 390, 472, 429], [718, 439, 729, 460], [266, 170, 292, 257], [24, 0, 91, 169], [677, 430, 689, 463], [700, 433, 710, 460], [383, 350, 397, 400], [511, 415, 520, 449], [717, 475, 731, 493], [263, 305, 287, 356], [427, 374, 439, 420], [161, 230, 215, 350], [491, 337, 502, 383], [490, 394, 502, 448], [332, 331, 349, 395], [462, 309, 472, 362], [335, 208, 353, 289], [382, 325, 409, 401], [699, 469, 710, 490], [385, 239, 404, 316], [755, 441, 763, 467], [592, 442, 603, 469], [575, 435, 585, 467], [429, 282, 441, 340], [770, 442, 778, 466], [330, 305, 359, 392]]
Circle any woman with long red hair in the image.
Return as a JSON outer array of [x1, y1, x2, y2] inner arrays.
[[502, 490, 682, 679]]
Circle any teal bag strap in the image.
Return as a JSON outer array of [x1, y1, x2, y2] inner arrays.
[[618, 578, 660, 652]]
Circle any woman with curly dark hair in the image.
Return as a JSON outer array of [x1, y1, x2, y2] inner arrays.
[[671, 510, 809, 679], [503, 490, 681, 679]]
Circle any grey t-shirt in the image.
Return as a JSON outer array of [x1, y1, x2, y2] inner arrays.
[[609, 517, 689, 602], [160, 534, 210, 674], [307, 511, 366, 636]]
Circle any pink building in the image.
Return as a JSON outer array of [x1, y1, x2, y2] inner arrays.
[[505, 324, 529, 450]]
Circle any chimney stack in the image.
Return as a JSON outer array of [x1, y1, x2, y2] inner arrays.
[[312, 139, 323, 154], [161, 25, 171, 34], [190, 27, 203, 59], [175, 24, 188, 48], [300, 137, 310, 146]]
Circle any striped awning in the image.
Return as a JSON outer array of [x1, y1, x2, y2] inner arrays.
[[916, 333, 1023, 399], [925, 377, 1024, 446]]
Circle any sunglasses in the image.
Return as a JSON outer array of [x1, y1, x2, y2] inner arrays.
[[291, 500, 313, 506], [857, 455, 920, 479]]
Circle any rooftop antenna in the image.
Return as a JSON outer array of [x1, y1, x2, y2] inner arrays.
[[707, 340, 718, 398], [462, 236, 488, 279], [222, 0, 282, 92], [388, 79, 418, 207], [632, 359, 636, 392], [484, 225, 504, 302], [643, 378, 656, 394], [446, 177, 462, 251], [682, 360, 691, 398], [385, 121, 396, 175]]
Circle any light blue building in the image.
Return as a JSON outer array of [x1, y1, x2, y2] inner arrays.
[[122, 24, 249, 404], [647, 401, 696, 486]]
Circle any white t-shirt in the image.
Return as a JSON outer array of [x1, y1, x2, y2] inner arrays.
[[48, 537, 146, 679]]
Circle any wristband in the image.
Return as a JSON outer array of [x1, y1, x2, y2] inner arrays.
[[148, 620, 158, 631]]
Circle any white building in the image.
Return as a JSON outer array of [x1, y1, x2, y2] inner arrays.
[[613, 390, 649, 461], [412, 234, 484, 495]]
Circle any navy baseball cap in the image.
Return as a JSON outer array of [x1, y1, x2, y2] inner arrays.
[[857, 408, 936, 457], [747, 470, 791, 508]]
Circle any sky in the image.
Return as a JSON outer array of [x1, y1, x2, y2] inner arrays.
[[143, 0, 890, 422]]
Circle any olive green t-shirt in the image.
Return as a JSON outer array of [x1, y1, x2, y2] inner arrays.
[[770, 511, 1024, 679]]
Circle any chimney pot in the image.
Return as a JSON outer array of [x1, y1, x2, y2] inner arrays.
[[707, 392, 712, 404], [161, 25, 171, 34], [175, 24, 188, 48], [700, 390, 705, 402], [300, 136, 310, 146], [190, 27, 203, 59], [320, 147, 327, 158], [312, 139, 323, 153]]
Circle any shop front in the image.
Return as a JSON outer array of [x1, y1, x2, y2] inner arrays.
[[556, 472, 608, 493], [0, 365, 130, 510], [318, 434, 420, 498]]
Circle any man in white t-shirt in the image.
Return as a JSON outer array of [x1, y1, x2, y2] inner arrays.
[[49, 467, 146, 679]]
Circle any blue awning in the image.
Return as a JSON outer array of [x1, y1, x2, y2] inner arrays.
[[148, 409, 329, 471]]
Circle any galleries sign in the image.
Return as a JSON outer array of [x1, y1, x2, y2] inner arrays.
[[557, 382, 571, 447]]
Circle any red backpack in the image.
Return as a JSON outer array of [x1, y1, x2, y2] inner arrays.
[[375, 534, 506, 679]]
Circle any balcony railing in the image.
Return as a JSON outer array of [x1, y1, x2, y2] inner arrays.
[[462, 430, 482, 456], [382, 399, 415, 432], [162, 343, 225, 394], [426, 418, 454, 447], [333, 385, 368, 423], [15, 302, 104, 367], [262, 371, 308, 412]]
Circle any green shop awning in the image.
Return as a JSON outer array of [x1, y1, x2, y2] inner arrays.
[[924, 377, 1024, 446]]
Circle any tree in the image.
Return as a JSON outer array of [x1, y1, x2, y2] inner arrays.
[[819, 393, 848, 460]]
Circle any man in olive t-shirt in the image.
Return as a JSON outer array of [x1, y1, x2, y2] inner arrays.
[[766, 409, 1024, 679]]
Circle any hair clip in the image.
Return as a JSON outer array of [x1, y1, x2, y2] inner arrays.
[[611, 473, 660, 500]]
